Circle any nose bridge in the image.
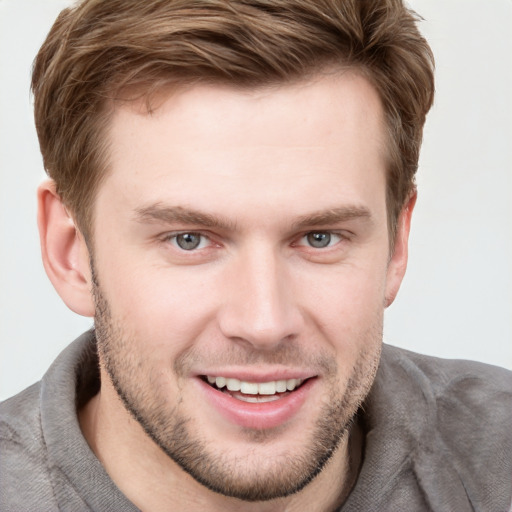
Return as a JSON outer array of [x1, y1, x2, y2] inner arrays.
[[218, 242, 302, 349]]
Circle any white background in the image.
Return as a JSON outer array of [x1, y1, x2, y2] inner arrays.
[[0, 0, 511, 400]]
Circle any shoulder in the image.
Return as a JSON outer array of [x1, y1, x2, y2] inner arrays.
[[380, 344, 512, 415], [379, 344, 512, 444], [374, 345, 512, 510], [0, 382, 45, 464], [0, 383, 58, 510]]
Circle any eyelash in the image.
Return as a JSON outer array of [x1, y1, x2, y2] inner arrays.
[[295, 232, 344, 249], [163, 232, 212, 251], [162, 230, 348, 252]]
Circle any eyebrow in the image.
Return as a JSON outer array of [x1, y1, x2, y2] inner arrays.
[[135, 204, 237, 231], [135, 203, 372, 231], [291, 206, 373, 230]]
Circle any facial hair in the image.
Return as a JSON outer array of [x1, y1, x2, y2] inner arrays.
[[92, 271, 382, 502]]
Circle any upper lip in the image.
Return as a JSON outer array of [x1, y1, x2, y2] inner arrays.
[[194, 368, 317, 382]]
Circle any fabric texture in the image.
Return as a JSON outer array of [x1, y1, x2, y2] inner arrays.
[[1, 331, 511, 511]]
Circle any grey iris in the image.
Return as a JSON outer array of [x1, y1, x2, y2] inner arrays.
[[176, 233, 201, 250], [307, 232, 331, 248]]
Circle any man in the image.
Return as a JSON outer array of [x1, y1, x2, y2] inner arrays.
[[0, 0, 510, 510]]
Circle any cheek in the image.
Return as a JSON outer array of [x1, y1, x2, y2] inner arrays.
[[299, 263, 387, 344], [100, 260, 222, 345]]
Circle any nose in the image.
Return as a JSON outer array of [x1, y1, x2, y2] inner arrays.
[[218, 246, 304, 350]]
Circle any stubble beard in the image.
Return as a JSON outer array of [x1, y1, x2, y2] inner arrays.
[[92, 276, 382, 502]]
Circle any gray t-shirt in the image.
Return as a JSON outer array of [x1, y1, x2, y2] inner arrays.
[[1, 331, 511, 511]]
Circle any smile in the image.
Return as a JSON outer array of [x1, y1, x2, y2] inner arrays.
[[203, 376, 306, 403], [198, 374, 315, 429]]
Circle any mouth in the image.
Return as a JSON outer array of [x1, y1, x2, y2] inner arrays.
[[198, 373, 316, 429], [201, 375, 307, 403]]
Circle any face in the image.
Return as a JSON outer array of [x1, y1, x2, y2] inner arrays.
[[90, 72, 404, 501]]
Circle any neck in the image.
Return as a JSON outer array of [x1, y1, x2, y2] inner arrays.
[[79, 376, 362, 512]]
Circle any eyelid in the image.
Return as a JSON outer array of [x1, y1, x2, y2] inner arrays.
[[293, 230, 349, 248], [161, 230, 215, 250], [157, 229, 350, 253]]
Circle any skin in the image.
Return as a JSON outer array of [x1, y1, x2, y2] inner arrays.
[[38, 70, 415, 511]]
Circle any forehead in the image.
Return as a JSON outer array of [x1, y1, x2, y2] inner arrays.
[[110, 71, 385, 151], [98, 72, 387, 227]]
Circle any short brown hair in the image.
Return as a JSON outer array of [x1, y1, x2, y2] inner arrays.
[[32, 0, 434, 240]]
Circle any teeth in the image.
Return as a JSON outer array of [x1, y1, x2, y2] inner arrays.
[[240, 381, 259, 394], [276, 380, 287, 393], [236, 394, 282, 403], [206, 376, 304, 395], [287, 379, 300, 391], [258, 381, 276, 395], [226, 378, 241, 391]]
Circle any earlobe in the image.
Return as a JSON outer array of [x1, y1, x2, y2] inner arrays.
[[37, 180, 95, 317], [384, 192, 417, 308]]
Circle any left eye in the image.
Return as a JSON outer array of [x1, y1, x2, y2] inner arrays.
[[300, 232, 341, 249], [170, 233, 209, 251]]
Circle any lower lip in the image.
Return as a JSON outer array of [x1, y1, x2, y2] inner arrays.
[[197, 378, 315, 430]]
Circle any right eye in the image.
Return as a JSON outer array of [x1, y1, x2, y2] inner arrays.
[[167, 232, 210, 251], [296, 231, 343, 249]]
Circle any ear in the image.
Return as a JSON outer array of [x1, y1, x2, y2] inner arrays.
[[37, 179, 95, 317], [384, 192, 417, 308]]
